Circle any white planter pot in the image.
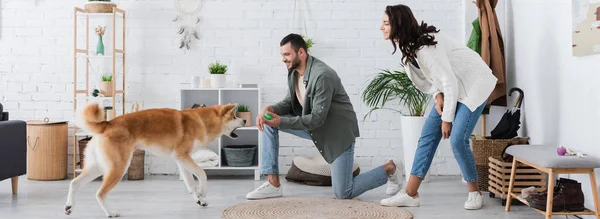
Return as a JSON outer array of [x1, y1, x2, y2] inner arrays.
[[400, 115, 432, 182], [210, 74, 226, 88]]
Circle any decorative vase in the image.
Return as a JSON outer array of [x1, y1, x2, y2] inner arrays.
[[400, 115, 432, 182], [192, 76, 201, 88], [236, 112, 252, 127], [96, 35, 104, 55], [100, 81, 113, 97], [210, 74, 226, 88]]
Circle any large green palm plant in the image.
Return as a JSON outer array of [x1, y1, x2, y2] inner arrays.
[[361, 69, 431, 119]]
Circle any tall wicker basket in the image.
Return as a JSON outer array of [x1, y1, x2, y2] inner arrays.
[[26, 119, 68, 181], [127, 149, 145, 180], [470, 135, 530, 192]]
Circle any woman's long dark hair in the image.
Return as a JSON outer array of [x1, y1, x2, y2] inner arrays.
[[385, 4, 440, 65]]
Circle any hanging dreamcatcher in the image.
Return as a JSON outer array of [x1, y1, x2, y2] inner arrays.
[[173, 0, 202, 50], [292, 0, 314, 51]]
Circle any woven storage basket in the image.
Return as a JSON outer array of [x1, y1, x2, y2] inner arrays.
[[127, 149, 145, 180], [471, 135, 530, 191], [78, 137, 92, 169], [223, 145, 256, 167], [26, 119, 68, 180], [84, 2, 116, 13]]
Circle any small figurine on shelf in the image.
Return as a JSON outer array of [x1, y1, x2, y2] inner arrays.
[[95, 25, 106, 55], [92, 89, 105, 97]]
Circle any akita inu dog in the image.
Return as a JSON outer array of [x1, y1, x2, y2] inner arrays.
[[64, 103, 245, 217]]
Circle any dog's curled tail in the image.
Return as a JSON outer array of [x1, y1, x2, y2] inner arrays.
[[76, 103, 108, 135]]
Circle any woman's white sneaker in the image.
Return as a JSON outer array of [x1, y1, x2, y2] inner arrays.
[[380, 190, 420, 207], [464, 191, 483, 210], [246, 182, 283, 200]]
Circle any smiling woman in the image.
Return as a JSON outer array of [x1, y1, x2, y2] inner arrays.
[[377, 4, 498, 210]]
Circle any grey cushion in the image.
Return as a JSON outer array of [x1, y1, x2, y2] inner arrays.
[[505, 145, 600, 168]]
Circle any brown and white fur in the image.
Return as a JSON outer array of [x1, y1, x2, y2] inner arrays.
[[64, 103, 245, 217]]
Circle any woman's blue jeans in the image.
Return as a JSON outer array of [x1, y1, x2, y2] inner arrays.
[[410, 101, 486, 182]]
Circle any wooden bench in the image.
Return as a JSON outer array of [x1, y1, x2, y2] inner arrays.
[[504, 145, 600, 219]]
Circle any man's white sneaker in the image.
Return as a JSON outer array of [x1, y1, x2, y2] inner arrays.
[[464, 191, 483, 210], [246, 182, 283, 200], [380, 190, 420, 207], [385, 163, 403, 195]]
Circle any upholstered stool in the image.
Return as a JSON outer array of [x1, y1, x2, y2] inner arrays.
[[505, 145, 600, 219]]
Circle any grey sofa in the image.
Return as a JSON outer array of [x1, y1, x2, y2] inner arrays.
[[0, 104, 27, 195]]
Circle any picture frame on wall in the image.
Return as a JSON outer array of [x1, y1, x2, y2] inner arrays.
[[572, 0, 600, 56]]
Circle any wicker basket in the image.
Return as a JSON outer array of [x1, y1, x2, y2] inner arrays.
[[127, 149, 145, 180], [223, 145, 256, 167], [78, 137, 92, 169], [26, 119, 69, 180], [471, 135, 530, 191], [84, 2, 116, 13]]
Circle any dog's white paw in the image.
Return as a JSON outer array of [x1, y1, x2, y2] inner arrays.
[[64, 205, 72, 215], [196, 199, 209, 207], [106, 211, 120, 218]]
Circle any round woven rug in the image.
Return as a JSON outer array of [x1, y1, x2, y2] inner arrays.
[[222, 198, 413, 219]]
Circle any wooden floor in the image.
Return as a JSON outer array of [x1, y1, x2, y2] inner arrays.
[[0, 175, 545, 219]]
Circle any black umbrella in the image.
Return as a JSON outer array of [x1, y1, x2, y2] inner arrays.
[[490, 88, 524, 139]]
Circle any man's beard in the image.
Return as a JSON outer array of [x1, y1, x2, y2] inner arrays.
[[288, 55, 301, 70]]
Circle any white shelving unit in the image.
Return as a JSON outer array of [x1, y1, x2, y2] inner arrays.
[[180, 88, 262, 180]]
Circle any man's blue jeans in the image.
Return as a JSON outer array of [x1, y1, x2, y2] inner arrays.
[[410, 101, 487, 182], [260, 115, 388, 199]]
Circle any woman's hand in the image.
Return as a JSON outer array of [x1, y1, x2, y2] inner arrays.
[[442, 121, 452, 139], [435, 93, 444, 116]]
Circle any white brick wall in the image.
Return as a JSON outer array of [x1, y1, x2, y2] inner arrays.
[[0, 0, 466, 176]]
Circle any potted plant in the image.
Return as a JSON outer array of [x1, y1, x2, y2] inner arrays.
[[208, 61, 227, 88], [84, 0, 116, 13], [362, 68, 432, 181], [302, 35, 314, 52], [100, 74, 114, 97], [236, 104, 252, 127]]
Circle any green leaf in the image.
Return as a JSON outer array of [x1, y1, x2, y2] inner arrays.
[[361, 69, 431, 119], [236, 104, 249, 112], [208, 61, 228, 74], [101, 74, 112, 82]]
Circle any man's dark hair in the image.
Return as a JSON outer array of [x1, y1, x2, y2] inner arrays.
[[280, 33, 307, 53]]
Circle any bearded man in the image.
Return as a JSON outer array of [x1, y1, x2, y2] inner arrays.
[[246, 33, 403, 200]]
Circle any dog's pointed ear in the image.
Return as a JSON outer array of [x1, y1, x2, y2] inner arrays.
[[221, 103, 237, 115]]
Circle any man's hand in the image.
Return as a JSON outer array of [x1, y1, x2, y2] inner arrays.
[[256, 106, 274, 131], [442, 121, 452, 139], [263, 111, 281, 128], [435, 93, 444, 116]]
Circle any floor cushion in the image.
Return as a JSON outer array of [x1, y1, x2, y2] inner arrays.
[[285, 153, 360, 186]]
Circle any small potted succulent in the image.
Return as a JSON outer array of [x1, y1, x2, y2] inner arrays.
[[236, 104, 252, 127], [208, 61, 227, 88], [100, 74, 114, 97], [85, 0, 117, 13]]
